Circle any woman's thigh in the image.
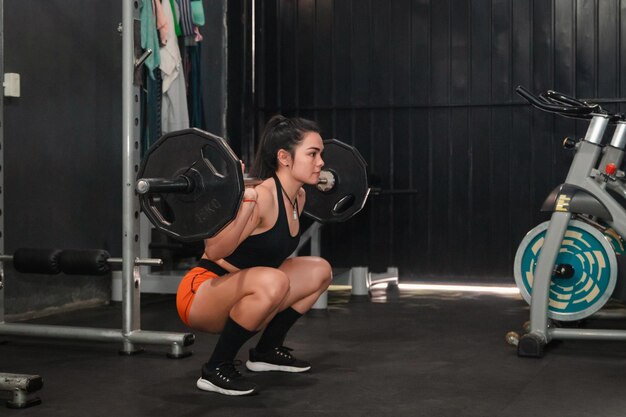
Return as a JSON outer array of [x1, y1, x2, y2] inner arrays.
[[187, 266, 288, 333]]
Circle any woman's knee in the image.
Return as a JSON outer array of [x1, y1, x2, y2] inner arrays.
[[312, 257, 332, 289], [249, 267, 291, 305]]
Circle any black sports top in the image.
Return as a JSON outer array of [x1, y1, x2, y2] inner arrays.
[[222, 174, 300, 269]]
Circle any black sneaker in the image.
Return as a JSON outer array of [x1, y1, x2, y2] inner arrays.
[[196, 360, 258, 396], [246, 346, 311, 373]]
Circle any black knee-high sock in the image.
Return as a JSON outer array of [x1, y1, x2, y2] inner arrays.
[[255, 307, 303, 353], [205, 317, 258, 370]]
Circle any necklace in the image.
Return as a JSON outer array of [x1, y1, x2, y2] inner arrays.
[[281, 187, 299, 220]]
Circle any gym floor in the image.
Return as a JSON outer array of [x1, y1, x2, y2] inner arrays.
[[3, 282, 626, 417]]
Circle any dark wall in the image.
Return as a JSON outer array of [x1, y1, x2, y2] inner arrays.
[[253, 0, 626, 280], [225, 0, 256, 162], [4, 0, 226, 316], [201, 0, 228, 136]]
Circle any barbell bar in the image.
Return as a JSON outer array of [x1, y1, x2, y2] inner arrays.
[[135, 128, 369, 242], [136, 170, 358, 225], [136, 175, 329, 195]]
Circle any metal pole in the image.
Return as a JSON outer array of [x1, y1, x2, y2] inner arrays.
[[551, 327, 626, 341], [350, 266, 369, 296], [121, 0, 141, 353], [310, 223, 328, 310], [528, 211, 571, 342], [0, 323, 193, 346]]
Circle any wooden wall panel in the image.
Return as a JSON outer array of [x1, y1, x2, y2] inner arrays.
[[252, 0, 626, 279]]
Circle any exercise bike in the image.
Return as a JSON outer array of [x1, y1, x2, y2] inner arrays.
[[509, 86, 626, 357]]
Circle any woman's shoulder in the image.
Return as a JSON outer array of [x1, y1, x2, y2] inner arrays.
[[256, 177, 276, 194], [255, 178, 277, 207]]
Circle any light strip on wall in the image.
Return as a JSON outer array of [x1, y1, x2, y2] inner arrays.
[[391, 283, 520, 295]]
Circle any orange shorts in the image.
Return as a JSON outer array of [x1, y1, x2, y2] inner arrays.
[[176, 267, 219, 327]]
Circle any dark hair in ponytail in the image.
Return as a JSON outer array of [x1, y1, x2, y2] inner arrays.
[[249, 115, 320, 179]]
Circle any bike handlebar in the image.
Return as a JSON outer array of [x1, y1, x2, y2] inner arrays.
[[538, 92, 595, 120], [515, 85, 599, 116], [544, 90, 592, 108]]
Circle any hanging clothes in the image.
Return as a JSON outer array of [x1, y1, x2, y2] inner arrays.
[[140, 0, 160, 78], [140, 0, 164, 152], [168, 0, 182, 37], [190, 0, 206, 27], [160, 0, 189, 133], [153, 0, 169, 46], [174, 0, 205, 129], [175, 0, 196, 37]]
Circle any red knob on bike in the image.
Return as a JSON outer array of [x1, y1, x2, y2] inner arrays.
[[606, 163, 617, 175]]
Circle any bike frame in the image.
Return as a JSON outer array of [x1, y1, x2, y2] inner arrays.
[[522, 92, 626, 346]]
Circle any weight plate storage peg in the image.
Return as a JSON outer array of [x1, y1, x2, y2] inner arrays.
[[136, 129, 245, 242], [303, 139, 370, 223], [513, 219, 618, 321]]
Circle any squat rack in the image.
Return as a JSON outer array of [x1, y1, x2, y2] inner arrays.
[[0, 0, 193, 389]]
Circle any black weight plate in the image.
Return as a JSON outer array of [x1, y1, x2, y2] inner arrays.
[[303, 139, 369, 222], [137, 128, 244, 242]]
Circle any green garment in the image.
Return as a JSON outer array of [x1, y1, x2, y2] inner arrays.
[[140, 0, 160, 78]]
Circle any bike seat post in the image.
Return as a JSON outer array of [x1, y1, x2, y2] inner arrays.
[[609, 122, 626, 150], [598, 121, 626, 171], [584, 114, 611, 145], [565, 115, 610, 185]]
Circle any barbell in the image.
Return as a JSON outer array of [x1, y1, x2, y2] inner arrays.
[[136, 128, 370, 242]]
